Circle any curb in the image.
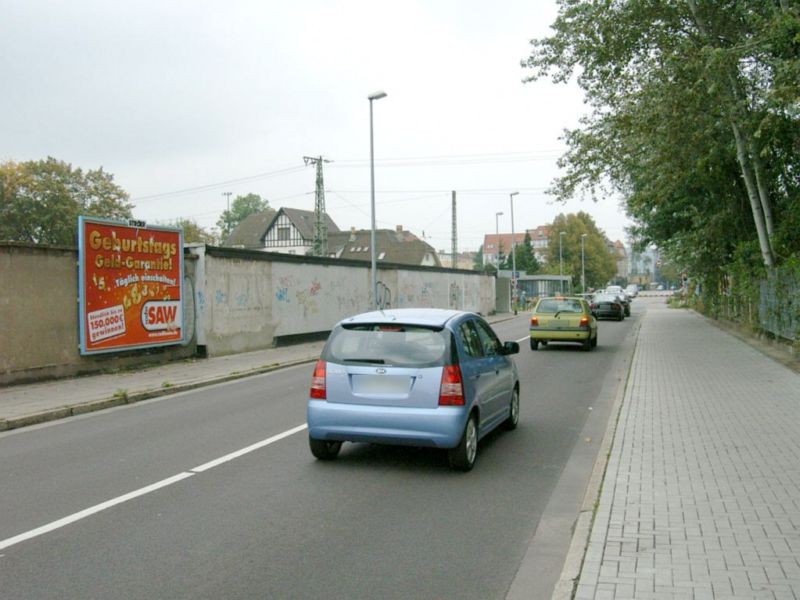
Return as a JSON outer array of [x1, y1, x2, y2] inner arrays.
[[0, 356, 318, 432], [550, 318, 642, 600]]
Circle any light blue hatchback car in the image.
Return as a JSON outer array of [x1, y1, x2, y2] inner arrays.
[[307, 308, 520, 471]]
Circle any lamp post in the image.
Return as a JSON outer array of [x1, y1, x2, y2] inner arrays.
[[368, 90, 387, 310], [581, 233, 588, 294], [559, 231, 566, 294], [510, 192, 519, 313], [495, 211, 503, 270]]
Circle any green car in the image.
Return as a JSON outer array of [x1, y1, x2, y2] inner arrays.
[[529, 296, 598, 352]]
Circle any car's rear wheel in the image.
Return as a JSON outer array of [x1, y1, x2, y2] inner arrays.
[[448, 415, 478, 471], [503, 388, 520, 431], [617, 313, 623, 321], [582, 337, 592, 352], [591, 333, 598, 348], [309, 437, 342, 460], [530, 339, 539, 350]]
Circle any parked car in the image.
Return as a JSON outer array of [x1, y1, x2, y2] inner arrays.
[[625, 284, 639, 298], [590, 293, 626, 321], [307, 308, 520, 471], [528, 296, 598, 351]]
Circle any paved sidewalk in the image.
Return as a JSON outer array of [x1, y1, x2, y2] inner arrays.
[[0, 340, 327, 431], [572, 299, 800, 599]]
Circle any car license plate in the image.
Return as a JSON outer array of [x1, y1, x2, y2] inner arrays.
[[352, 374, 411, 395]]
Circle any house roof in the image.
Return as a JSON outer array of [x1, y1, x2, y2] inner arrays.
[[278, 207, 340, 241], [328, 229, 441, 267], [223, 209, 277, 248], [223, 207, 340, 248], [483, 232, 528, 252]]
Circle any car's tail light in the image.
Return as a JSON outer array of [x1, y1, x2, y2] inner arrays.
[[590, 303, 598, 309], [309, 359, 327, 400], [530, 316, 539, 326], [439, 365, 465, 406], [579, 316, 590, 327], [612, 303, 620, 310]]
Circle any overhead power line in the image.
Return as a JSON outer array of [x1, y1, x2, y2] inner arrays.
[[130, 151, 559, 203], [132, 165, 307, 202]]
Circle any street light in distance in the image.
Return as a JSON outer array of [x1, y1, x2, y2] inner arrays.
[[510, 192, 519, 313], [559, 231, 566, 294], [495, 211, 503, 270], [581, 233, 588, 294], [368, 90, 387, 310]]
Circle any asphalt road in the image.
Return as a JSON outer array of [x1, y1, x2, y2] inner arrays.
[[0, 305, 642, 600]]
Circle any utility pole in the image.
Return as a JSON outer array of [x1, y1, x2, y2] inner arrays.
[[222, 192, 232, 238], [451, 191, 457, 268], [303, 156, 331, 256]]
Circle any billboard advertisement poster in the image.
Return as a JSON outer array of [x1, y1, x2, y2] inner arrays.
[[78, 217, 184, 355]]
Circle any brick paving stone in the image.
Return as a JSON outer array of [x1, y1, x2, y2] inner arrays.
[[571, 299, 800, 598]]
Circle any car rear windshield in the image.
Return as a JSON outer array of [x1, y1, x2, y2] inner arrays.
[[323, 324, 450, 368], [536, 299, 584, 314]]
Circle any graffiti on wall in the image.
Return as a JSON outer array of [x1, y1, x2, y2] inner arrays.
[[275, 275, 322, 317]]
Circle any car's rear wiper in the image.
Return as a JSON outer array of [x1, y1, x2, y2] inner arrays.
[[343, 358, 386, 364]]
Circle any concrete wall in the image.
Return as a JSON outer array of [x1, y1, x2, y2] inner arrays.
[[193, 246, 495, 356], [0, 243, 197, 385], [1, 243, 495, 382]]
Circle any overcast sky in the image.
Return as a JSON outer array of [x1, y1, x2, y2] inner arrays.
[[2, 0, 632, 251]]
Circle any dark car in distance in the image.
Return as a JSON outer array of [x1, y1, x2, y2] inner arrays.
[[590, 293, 625, 321]]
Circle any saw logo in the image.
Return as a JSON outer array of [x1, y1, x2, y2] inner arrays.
[[141, 300, 182, 332]]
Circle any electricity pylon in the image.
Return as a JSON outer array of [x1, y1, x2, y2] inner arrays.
[[303, 156, 331, 256]]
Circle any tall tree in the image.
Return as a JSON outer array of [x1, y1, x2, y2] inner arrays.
[[514, 232, 540, 274], [523, 1, 800, 272], [546, 213, 616, 290], [0, 157, 132, 245], [216, 193, 269, 239]]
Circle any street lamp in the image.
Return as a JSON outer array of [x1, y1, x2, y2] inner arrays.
[[495, 211, 503, 270], [581, 233, 588, 294], [559, 231, 566, 294], [368, 90, 387, 310], [510, 192, 519, 312]]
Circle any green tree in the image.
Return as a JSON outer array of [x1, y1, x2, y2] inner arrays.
[[545, 213, 616, 290], [164, 218, 217, 245], [522, 1, 800, 278], [0, 157, 133, 245], [216, 193, 269, 239], [514, 232, 540, 274]]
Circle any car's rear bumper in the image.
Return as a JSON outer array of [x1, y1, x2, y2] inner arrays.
[[307, 400, 467, 448], [530, 328, 592, 341], [594, 310, 621, 319]]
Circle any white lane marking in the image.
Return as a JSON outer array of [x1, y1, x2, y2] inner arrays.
[[0, 473, 194, 552], [516, 336, 529, 344], [191, 423, 307, 473], [0, 423, 307, 552]]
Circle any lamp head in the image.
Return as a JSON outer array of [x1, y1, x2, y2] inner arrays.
[[368, 90, 388, 101]]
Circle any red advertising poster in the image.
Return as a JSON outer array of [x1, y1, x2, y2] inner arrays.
[[79, 217, 184, 354]]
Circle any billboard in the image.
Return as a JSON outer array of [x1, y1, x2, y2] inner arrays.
[[78, 217, 184, 355]]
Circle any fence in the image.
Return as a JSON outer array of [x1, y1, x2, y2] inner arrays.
[[760, 265, 800, 341]]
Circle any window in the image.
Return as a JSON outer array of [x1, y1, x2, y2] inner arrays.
[[474, 319, 501, 356], [324, 324, 447, 368], [458, 321, 483, 359], [277, 226, 290, 241]]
